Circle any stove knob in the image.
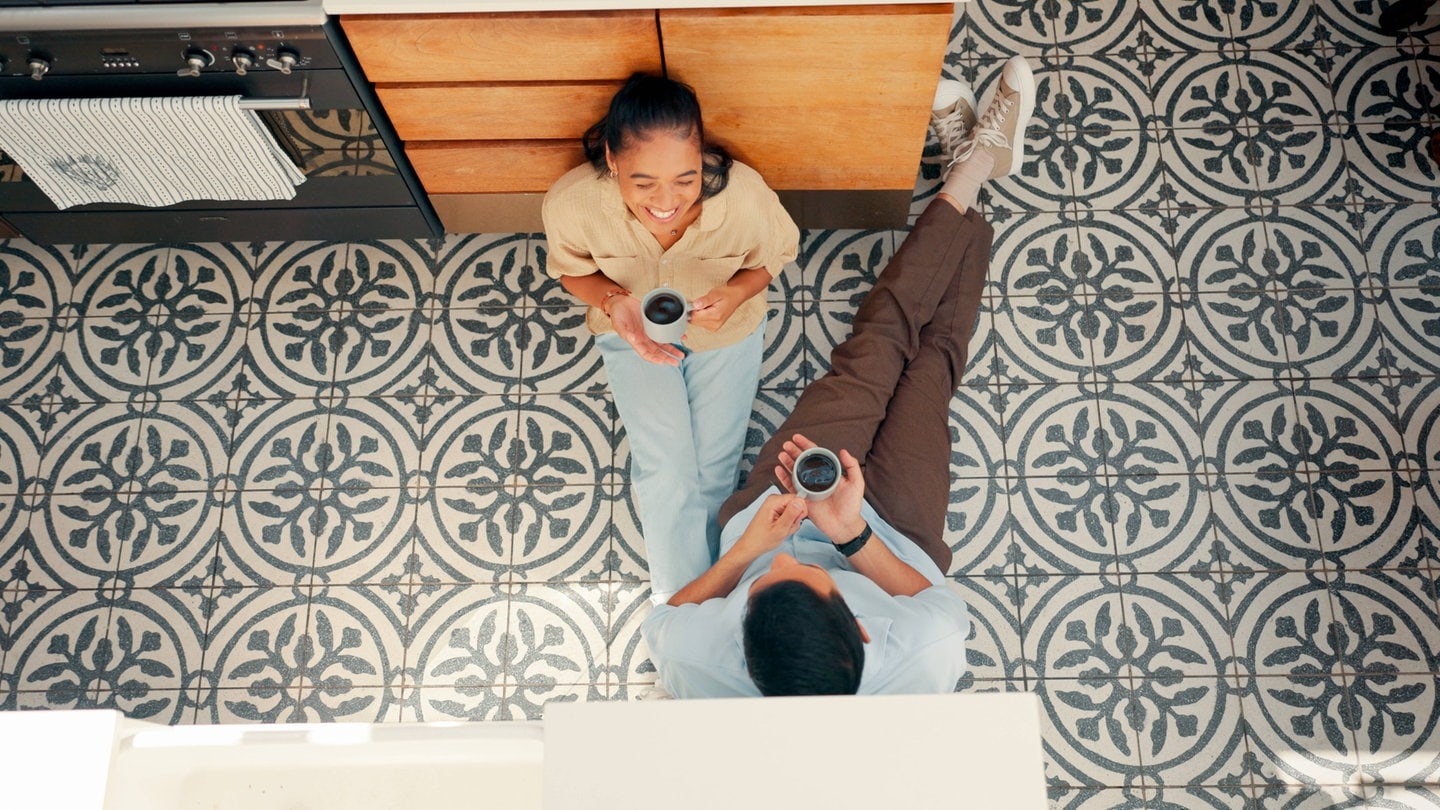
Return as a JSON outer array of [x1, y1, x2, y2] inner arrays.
[[265, 46, 299, 75], [27, 54, 50, 82], [175, 47, 214, 78], [231, 48, 256, 76]]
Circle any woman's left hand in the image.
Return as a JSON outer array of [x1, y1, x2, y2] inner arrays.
[[688, 284, 746, 333]]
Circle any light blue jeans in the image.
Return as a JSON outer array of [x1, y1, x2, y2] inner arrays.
[[596, 318, 765, 602]]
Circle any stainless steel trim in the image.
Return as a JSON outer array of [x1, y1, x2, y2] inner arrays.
[[238, 96, 309, 110], [0, 1, 327, 32]]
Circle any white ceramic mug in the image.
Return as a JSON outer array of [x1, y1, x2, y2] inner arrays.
[[792, 446, 842, 501], [641, 287, 690, 344]]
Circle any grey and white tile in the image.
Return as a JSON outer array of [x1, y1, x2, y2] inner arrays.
[[1, 0, 1438, 802]]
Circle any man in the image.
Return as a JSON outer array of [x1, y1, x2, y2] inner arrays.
[[641, 57, 1037, 698]]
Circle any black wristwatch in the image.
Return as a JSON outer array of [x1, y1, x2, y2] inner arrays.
[[835, 523, 873, 558]]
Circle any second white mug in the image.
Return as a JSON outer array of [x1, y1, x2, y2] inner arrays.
[[792, 446, 842, 501]]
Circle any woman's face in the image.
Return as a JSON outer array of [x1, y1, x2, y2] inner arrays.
[[606, 129, 704, 233]]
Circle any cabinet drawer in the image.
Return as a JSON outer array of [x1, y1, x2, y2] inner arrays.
[[660, 4, 951, 190], [430, 193, 545, 233], [407, 141, 586, 194], [341, 12, 663, 83], [378, 82, 619, 142]]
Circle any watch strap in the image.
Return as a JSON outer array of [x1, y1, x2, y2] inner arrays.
[[836, 523, 873, 558]]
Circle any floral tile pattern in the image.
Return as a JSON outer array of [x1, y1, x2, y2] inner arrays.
[[2, 0, 1439, 805]]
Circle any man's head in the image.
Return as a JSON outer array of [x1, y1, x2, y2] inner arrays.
[[742, 553, 868, 696]]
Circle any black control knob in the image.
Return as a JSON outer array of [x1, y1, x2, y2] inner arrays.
[[175, 47, 214, 78], [230, 47, 256, 76], [265, 46, 299, 75], [27, 53, 50, 82]]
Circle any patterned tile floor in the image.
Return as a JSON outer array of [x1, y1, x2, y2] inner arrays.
[[2, 0, 1440, 807]]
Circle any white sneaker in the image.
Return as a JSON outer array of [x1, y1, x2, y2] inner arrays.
[[950, 56, 1037, 179], [930, 78, 978, 169]]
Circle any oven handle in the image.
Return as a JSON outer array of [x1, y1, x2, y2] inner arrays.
[[238, 97, 310, 111], [3, 97, 311, 111]]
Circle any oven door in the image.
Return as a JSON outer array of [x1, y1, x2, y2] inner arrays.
[[0, 13, 440, 244]]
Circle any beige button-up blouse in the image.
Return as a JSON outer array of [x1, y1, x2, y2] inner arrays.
[[541, 159, 799, 353]]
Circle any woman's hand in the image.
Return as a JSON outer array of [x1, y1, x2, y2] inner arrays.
[[608, 294, 685, 366], [689, 266, 771, 333], [688, 284, 746, 333], [774, 433, 867, 546], [736, 493, 808, 556]]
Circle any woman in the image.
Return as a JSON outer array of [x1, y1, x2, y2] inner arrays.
[[542, 73, 799, 603]]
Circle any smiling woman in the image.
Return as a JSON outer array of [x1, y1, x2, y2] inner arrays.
[[541, 73, 799, 604]]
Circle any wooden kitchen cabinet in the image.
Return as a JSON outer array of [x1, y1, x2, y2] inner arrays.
[[405, 140, 583, 194], [340, 12, 662, 82], [342, 11, 660, 200], [662, 5, 950, 192], [376, 82, 622, 142], [340, 4, 951, 232]]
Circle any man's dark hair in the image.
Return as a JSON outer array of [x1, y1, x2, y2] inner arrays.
[[742, 580, 865, 696], [582, 72, 732, 198]]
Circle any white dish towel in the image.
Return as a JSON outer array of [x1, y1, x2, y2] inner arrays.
[[0, 95, 306, 209]]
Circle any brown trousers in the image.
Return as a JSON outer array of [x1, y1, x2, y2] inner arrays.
[[718, 203, 994, 574]]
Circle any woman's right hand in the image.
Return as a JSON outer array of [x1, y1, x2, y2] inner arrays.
[[608, 295, 685, 366]]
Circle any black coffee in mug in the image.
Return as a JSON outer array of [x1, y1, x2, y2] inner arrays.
[[644, 293, 685, 325], [796, 453, 838, 490]]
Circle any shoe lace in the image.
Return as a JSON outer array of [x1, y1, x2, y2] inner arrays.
[[947, 91, 1016, 168], [933, 107, 971, 149]]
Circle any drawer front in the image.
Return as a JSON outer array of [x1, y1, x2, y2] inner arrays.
[[378, 82, 620, 142], [430, 192, 545, 233], [341, 12, 663, 83], [660, 4, 952, 190], [407, 141, 586, 194]]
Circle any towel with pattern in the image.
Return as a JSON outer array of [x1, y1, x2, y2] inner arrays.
[[0, 95, 305, 209]]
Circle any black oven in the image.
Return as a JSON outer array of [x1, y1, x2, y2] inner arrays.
[[0, 1, 441, 244]]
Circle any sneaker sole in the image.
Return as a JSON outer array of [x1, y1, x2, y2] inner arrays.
[[1003, 57, 1037, 178]]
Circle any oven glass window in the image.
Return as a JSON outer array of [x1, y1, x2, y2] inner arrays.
[[0, 107, 394, 187]]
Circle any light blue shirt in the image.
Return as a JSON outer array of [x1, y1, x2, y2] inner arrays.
[[641, 487, 970, 698]]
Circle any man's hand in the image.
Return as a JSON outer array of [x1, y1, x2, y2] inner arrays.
[[774, 433, 866, 545], [736, 493, 808, 555], [609, 294, 685, 366], [667, 492, 806, 607]]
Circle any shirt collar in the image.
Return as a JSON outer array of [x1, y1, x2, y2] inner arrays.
[[600, 171, 628, 219], [694, 184, 726, 232], [856, 614, 892, 690]]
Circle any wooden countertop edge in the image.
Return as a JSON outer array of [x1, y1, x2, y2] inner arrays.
[[328, 0, 963, 14]]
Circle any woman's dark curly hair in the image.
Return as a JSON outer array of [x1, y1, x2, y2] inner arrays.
[[582, 72, 732, 199]]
